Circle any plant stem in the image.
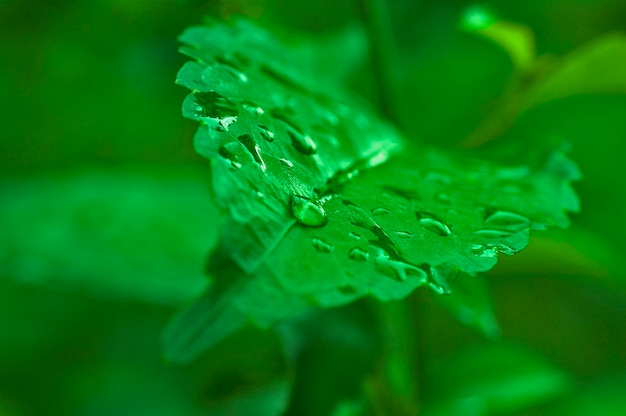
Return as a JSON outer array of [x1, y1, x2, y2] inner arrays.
[[357, 0, 399, 122], [370, 297, 420, 415]]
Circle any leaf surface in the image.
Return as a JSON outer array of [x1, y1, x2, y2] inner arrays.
[[165, 18, 579, 361]]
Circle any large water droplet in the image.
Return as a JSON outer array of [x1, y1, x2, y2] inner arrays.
[[312, 238, 334, 253], [373, 249, 428, 282], [348, 247, 369, 262], [371, 207, 390, 216], [289, 131, 317, 155], [485, 210, 530, 231], [291, 196, 327, 227], [416, 212, 451, 237]]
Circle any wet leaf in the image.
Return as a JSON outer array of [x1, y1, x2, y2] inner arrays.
[[178, 18, 402, 272], [164, 18, 579, 361]]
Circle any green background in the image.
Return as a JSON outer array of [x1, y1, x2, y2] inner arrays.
[[1, 0, 626, 415]]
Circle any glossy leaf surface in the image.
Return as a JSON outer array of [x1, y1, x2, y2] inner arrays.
[[165, 18, 579, 361]]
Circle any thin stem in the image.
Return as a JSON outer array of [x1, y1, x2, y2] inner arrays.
[[357, 0, 400, 122], [370, 297, 420, 415]]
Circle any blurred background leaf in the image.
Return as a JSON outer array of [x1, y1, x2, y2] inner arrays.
[[2, 0, 626, 415]]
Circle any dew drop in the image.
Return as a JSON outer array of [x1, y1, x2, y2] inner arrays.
[[348, 231, 361, 240], [471, 242, 516, 257], [242, 101, 264, 114], [279, 158, 294, 169], [485, 210, 530, 231], [474, 229, 514, 239], [257, 125, 275, 142], [373, 249, 428, 282], [371, 207, 391, 216], [219, 116, 238, 131], [416, 213, 451, 237], [291, 196, 327, 227], [289, 131, 317, 155], [348, 247, 369, 262], [312, 238, 334, 253], [471, 243, 497, 258], [218, 145, 242, 170], [395, 231, 414, 239], [434, 192, 452, 204], [425, 170, 453, 185]]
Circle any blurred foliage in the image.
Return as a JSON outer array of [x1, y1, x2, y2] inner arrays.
[[1, 0, 626, 415]]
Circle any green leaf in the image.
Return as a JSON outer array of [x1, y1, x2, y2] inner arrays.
[[545, 374, 626, 416], [526, 33, 626, 108], [0, 166, 216, 305], [164, 18, 579, 361], [177, 18, 402, 272], [462, 6, 536, 71]]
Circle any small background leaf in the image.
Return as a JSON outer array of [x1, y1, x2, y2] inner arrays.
[[423, 342, 573, 416], [0, 165, 216, 305]]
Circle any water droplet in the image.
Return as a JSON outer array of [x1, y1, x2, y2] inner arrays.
[[474, 229, 514, 239], [499, 180, 534, 194], [416, 212, 451, 237], [371, 207, 390, 216], [471, 242, 516, 257], [257, 125, 275, 142], [219, 116, 237, 131], [312, 238, 334, 253], [238, 134, 266, 172], [349, 231, 361, 240], [218, 145, 241, 170], [279, 158, 294, 169], [348, 247, 369, 262], [241, 101, 264, 114], [291, 196, 327, 227], [434, 192, 452, 204], [485, 210, 530, 231], [289, 131, 317, 155], [471, 243, 497, 258], [395, 231, 414, 239], [425, 170, 453, 185], [373, 248, 427, 282]]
